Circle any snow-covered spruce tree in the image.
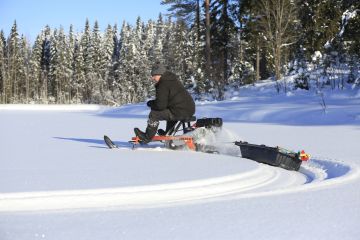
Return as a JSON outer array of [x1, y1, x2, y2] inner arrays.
[[6, 21, 25, 103], [112, 24, 120, 63], [49, 27, 71, 103], [124, 22, 137, 103], [318, 0, 343, 49], [142, 20, 156, 98], [181, 20, 203, 90], [48, 29, 58, 102], [341, 5, 360, 58], [113, 18, 153, 105], [59, 26, 72, 103], [120, 17, 145, 103], [226, 0, 257, 87], [297, 0, 323, 61], [65, 25, 75, 103], [162, 18, 175, 73], [90, 20, 105, 104], [210, 0, 237, 99], [321, 1, 357, 90], [164, 19, 188, 82], [172, 19, 202, 91], [295, 0, 358, 91], [0, 30, 6, 103], [17, 35, 31, 102], [113, 21, 132, 104], [347, 55, 359, 87], [294, 66, 310, 90], [161, 0, 202, 48], [105, 24, 120, 83], [130, 17, 144, 101], [152, 14, 166, 64], [187, 24, 206, 97], [28, 33, 44, 102], [120, 18, 152, 103], [135, 17, 152, 101], [102, 24, 117, 104], [41, 25, 52, 103], [337, 4, 359, 88], [292, 44, 311, 90], [143, 20, 155, 62], [80, 19, 94, 103], [297, 0, 343, 62], [161, 0, 206, 94], [72, 34, 85, 103], [229, 31, 255, 86], [161, 0, 215, 94], [235, 0, 261, 84]]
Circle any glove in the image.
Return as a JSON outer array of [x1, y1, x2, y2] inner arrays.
[[147, 100, 155, 107]]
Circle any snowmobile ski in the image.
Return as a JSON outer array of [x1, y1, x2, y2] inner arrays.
[[104, 135, 118, 149]]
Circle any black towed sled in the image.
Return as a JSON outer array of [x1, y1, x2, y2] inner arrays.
[[235, 141, 310, 171]]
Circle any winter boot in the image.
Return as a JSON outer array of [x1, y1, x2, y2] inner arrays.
[[134, 119, 159, 144], [158, 121, 177, 136], [157, 129, 166, 136], [134, 128, 149, 143]]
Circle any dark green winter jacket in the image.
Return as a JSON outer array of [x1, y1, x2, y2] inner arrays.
[[148, 71, 195, 119]]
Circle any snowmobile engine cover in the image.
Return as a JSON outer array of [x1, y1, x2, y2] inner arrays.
[[195, 118, 223, 128]]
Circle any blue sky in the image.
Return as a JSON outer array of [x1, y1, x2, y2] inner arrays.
[[0, 0, 168, 42]]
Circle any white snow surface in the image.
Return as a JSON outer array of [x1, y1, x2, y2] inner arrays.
[[1, 84, 360, 239]]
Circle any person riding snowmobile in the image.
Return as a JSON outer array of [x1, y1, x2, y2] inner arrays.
[[134, 62, 195, 143]]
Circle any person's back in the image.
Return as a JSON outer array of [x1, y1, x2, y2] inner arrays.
[[151, 71, 195, 119], [134, 62, 195, 143]]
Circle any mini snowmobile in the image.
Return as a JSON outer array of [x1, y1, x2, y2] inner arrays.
[[130, 116, 223, 151], [104, 116, 222, 151], [104, 116, 310, 171]]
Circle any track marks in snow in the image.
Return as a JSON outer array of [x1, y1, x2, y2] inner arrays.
[[1, 155, 357, 212], [0, 165, 271, 212], [300, 158, 360, 186]]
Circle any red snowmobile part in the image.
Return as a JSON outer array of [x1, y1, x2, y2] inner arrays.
[[300, 150, 310, 161], [130, 135, 196, 151]]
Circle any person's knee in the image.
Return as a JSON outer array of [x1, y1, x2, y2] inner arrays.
[[147, 118, 159, 127], [149, 109, 172, 121], [149, 110, 160, 121]]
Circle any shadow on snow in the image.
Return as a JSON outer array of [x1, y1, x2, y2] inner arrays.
[[53, 137, 164, 149]]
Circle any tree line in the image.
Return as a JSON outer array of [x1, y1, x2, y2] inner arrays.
[[0, 0, 359, 104], [163, 0, 359, 92]]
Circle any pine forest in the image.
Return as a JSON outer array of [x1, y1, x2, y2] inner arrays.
[[0, 0, 359, 105]]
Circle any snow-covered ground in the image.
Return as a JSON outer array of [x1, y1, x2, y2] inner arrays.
[[1, 83, 360, 240]]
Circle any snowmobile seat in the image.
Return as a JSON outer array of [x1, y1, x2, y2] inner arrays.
[[165, 116, 196, 136], [178, 116, 196, 122]]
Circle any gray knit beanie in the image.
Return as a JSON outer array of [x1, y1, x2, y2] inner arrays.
[[151, 62, 166, 76]]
